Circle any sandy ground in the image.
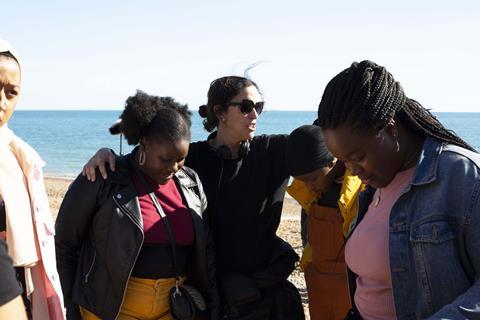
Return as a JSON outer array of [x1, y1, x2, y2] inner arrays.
[[45, 177, 310, 319]]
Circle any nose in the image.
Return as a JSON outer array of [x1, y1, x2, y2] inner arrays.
[[248, 108, 259, 119]]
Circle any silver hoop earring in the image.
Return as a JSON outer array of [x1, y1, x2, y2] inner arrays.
[[392, 130, 400, 153]]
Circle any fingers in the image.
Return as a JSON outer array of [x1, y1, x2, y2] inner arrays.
[[83, 157, 97, 182], [97, 149, 116, 180], [81, 148, 115, 182], [97, 157, 108, 180], [107, 152, 116, 173]]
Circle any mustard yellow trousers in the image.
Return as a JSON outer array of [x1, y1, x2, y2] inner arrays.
[[81, 277, 178, 320]]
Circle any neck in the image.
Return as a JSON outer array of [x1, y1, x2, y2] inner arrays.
[[212, 128, 245, 159], [398, 125, 424, 171]]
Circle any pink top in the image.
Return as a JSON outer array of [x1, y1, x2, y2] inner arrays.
[[345, 167, 416, 320]]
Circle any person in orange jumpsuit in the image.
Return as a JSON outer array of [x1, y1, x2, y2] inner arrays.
[[286, 125, 363, 320]]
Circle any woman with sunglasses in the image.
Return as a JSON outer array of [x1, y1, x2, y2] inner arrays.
[[83, 76, 304, 320]]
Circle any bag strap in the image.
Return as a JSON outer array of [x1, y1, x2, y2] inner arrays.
[[133, 163, 182, 290]]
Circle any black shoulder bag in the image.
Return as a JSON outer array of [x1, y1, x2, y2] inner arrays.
[[136, 168, 206, 320]]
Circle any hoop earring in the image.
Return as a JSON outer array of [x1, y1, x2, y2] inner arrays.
[[139, 148, 146, 166], [392, 129, 400, 153]]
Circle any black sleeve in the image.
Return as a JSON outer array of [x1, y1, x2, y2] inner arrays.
[[55, 170, 106, 320], [250, 238, 298, 289], [0, 240, 22, 306]]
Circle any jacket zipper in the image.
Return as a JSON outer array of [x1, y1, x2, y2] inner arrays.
[[84, 251, 97, 284], [112, 196, 144, 320]]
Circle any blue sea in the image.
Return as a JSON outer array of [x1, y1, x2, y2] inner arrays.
[[8, 111, 480, 178]]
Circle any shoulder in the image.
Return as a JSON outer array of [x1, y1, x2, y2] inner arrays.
[[252, 134, 288, 144], [419, 142, 480, 211], [251, 134, 288, 151], [185, 140, 214, 170], [441, 144, 480, 167], [437, 143, 480, 179], [186, 140, 208, 159], [10, 134, 44, 165], [188, 140, 209, 153], [176, 166, 201, 187]]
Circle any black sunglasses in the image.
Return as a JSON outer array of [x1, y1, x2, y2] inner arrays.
[[225, 99, 264, 115]]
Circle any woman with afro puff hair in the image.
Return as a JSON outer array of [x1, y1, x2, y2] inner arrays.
[[55, 91, 220, 320]]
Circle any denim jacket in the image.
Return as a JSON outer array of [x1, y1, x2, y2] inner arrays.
[[352, 137, 480, 319]]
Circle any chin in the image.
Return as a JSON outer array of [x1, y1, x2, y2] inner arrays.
[[160, 178, 173, 185], [246, 131, 255, 140], [154, 176, 171, 185]]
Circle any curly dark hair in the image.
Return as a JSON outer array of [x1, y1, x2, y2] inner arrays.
[[120, 90, 191, 145], [198, 76, 261, 132], [317, 60, 474, 151]]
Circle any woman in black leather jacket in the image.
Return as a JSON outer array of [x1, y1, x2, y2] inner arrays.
[[55, 91, 219, 320]]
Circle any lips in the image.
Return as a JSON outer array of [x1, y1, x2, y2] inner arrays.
[[247, 123, 256, 131]]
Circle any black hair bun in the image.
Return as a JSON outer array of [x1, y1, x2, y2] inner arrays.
[[198, 105, 208, 118]]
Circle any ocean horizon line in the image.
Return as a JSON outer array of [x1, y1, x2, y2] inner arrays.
[[14, 108, 480, 113]]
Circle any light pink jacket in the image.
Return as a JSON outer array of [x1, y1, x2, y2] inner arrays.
[[10, 134, 66, 320]]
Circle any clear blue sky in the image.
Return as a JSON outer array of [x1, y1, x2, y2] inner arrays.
[[3, 0, 479, 111]]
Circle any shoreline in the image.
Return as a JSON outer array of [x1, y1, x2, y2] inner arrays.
[[44, 177, 302, 220]]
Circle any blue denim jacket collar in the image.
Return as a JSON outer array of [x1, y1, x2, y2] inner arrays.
[[410, 137, 442, 187]]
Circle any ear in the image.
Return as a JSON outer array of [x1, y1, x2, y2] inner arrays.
[[213, 104, 223, 115], [383, 118, 398, 140], [139, 137, 148, 149], [213, 104, 226, 123]]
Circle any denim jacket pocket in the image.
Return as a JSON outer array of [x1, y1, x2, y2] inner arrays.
[[410, 220, 455, 244], [409, 218, 469, 315]]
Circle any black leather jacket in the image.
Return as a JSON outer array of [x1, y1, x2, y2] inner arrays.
[[55, 153, 219, 320]]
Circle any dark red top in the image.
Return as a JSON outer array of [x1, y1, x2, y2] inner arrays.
[[132, 172, 194, 245]]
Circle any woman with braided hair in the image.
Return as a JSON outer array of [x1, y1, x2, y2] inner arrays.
[[316, 60, 480, 319]]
